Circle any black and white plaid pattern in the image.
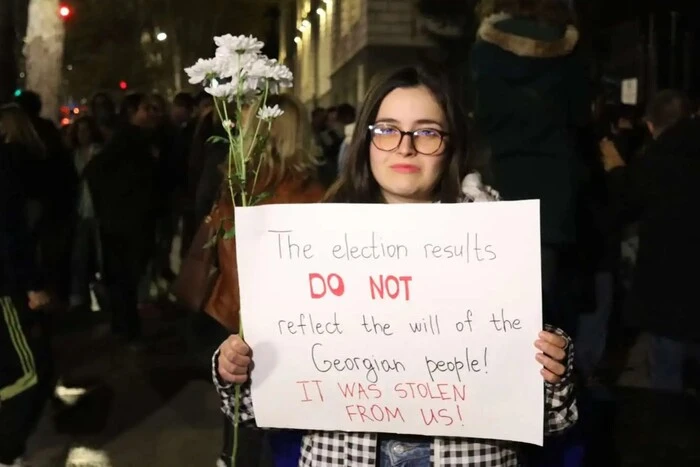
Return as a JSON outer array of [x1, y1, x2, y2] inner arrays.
[[213, 326, 576, 467]]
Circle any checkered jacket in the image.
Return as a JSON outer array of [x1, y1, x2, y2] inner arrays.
[[214, 180, 577, 465], [213, 326, 576, 467]]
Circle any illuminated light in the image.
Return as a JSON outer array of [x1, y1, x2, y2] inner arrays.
[[61, 118, 71, 126], [73, 108, 80, 115], [119, 80, 128, 90], [59, 5, 71, 17], [14, 89, 22, 97], [294, 36, 301, 45], [156, 32, 167, 41], [302, 19, 311, 28]]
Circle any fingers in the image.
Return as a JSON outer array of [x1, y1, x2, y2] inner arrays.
[[536, 353, 566, 379], [540, 368, 562, 384], [217, 335, 252, 384], [535, 331, 568, 383]]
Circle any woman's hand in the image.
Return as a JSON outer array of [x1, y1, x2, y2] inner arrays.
[[217, 335, 252, 384], [535, 331, 568, 384], [27, 290, 50, 310]]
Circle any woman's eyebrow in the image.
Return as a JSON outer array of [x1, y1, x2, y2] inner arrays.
[[374, 118, 444, 127]]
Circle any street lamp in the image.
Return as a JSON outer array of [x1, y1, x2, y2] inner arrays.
[[156, 32, 168, 42]]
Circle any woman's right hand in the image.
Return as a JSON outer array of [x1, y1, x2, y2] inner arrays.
[[217, 335, 252, 384]]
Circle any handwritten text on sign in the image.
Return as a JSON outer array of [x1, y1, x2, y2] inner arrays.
[[234, 201, 544, 446]]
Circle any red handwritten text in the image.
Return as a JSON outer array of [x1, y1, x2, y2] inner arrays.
[[420, 405, 464, 427], [369, 275, 412, 301], [309, 273, 345, 299], [337, 382, 383, 399], [394, 382, 466, 402], [296, 380, 325, 402], [345, 404, 405, 423]]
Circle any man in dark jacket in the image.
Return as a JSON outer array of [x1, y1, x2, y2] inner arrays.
[[0, 143, 52, 466], [83, 93, 158, 343], [602, 89, 700, 393]]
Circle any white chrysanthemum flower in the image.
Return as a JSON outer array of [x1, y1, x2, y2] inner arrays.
[[205, 81, 238, 101], [216, 52, 259, 79], [257, 104, 284, 121], [214, 34, 264, 55], [184, 58, 220, 85]]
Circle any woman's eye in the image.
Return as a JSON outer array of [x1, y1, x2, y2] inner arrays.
[[414, 129, 440, 137], [374, 127, 398, 135]]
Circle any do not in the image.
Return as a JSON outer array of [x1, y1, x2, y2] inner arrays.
[[369, 275, 413, 301]]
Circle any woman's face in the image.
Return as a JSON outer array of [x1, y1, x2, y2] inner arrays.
[[369, 85, 447, 204]]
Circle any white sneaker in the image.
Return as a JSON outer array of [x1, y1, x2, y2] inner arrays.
[[65, 447, 111, 467]]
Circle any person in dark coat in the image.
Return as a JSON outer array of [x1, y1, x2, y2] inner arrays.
[[83, 93, 158, 343], [471, 0, 590, 334], [602, 89, 700, 393], [0, 142, 52, 466]]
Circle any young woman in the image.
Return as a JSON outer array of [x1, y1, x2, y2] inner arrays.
[[214, 66, 577, 467]]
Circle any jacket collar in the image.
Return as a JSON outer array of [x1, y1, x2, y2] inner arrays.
[[477, 13, 579, 59]]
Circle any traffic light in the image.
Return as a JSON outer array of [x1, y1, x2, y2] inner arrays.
[[119, 81, 128, 90], [59, 4, 72, 19]]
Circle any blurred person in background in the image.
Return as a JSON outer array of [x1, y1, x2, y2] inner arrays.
[[472, 0, 589, 334], [66, 116, 104, 312], [83, 93, 158, 345], [204, 93, 325, 467]]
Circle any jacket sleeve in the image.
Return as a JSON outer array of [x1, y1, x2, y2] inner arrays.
[[543, 325, 578, 435], [212, 349, 256, 423], [606, 154, 653, 222], [0, 155, 42, 292]]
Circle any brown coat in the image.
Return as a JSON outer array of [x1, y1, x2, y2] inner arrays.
[[205, 176, 325, 331]]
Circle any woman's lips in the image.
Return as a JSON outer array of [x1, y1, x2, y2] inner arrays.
[[390, 164, 420, 174]]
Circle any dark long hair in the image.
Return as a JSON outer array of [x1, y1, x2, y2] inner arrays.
[[325, 66, 470, 204]]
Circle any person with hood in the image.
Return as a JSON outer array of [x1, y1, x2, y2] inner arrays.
[[471, 0, 590, 333]]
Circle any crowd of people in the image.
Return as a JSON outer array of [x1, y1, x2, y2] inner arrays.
[[2, 0, 700, 466]]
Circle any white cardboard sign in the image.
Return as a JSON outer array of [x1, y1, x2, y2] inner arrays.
[[234, 201, 544, 446]]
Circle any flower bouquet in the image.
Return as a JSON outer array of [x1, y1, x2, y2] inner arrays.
[[185, 34, 293, 465]]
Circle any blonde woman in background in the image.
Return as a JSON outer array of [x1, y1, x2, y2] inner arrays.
[[200, 93, 325, 467]]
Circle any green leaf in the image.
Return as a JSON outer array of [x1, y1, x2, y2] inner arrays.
[[251, 191, 272, 205], [207, 135, 230, 145]]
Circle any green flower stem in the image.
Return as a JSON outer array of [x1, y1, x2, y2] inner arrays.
[[211, 76, 274, 467]]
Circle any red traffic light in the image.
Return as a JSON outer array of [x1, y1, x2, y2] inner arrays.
[[59, 5, 71, 18], [119, 81, 128, 90]]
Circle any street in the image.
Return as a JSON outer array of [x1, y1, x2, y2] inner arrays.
[[25, 307, 700, 467]]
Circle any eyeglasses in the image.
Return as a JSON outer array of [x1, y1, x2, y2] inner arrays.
[[368, 124, 448, 155]]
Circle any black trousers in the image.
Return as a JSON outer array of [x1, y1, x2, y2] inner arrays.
[[102, 232, 151, 341], [0, 295, 53, 463]]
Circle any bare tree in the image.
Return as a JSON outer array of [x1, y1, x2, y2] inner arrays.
[[0, 0, 28, 103], [24, 0, 64, 121]]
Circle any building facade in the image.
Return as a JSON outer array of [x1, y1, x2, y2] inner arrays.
[[279, 0, 436, 109]]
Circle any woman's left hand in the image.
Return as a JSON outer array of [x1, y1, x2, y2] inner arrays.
[[535, 331, 568, 384]]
